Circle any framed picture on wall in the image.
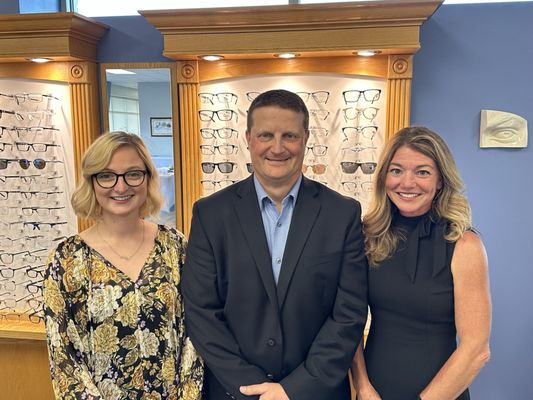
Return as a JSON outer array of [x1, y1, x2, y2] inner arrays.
[[150, 117, 172, 137]]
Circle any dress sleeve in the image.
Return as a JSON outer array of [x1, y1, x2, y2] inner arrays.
[[173, 230, 204, 400], [43, 241, 103, 400]]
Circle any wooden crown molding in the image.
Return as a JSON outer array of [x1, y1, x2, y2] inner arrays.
[[140, 0, 442, 60], [0, 12, 108, 62]]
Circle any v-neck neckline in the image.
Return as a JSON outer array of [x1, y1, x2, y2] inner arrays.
[[77, 225, 162, 284]]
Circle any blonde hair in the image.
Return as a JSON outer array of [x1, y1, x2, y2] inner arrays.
[[364, 126, 472, 266], [71, 131, 163, 220]]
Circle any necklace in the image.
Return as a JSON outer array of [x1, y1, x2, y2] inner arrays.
[[97, 220, 145, 261]]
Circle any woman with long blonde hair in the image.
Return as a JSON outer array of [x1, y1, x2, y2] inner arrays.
[[351, 126, 491, 400]]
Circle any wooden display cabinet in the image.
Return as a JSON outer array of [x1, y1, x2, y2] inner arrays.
[[0, 12, 108, 400], [141, 0, 443, 235]]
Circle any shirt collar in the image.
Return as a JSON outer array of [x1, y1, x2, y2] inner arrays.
[[253, 174, 302, 211]]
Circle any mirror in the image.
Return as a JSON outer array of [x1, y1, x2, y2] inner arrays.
[[100, 62, 181, 229]]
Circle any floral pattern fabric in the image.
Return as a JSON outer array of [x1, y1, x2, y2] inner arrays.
[[43, 225, 203, 400]]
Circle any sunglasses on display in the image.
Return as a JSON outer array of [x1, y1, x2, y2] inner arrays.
[[201, 162, 236, 174], [302, 163, 327, 175], [340, 161, 377, 174], [0, 158, 63, 170]]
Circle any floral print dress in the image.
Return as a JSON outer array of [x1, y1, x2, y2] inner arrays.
[[43, 225, 203, 400]]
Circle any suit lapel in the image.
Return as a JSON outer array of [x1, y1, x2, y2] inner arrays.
[[234, 177, 279, 308], [277, 177, 320, 309]]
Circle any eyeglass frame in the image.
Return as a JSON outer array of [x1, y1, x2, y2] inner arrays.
[[92, 170, 148, 189]]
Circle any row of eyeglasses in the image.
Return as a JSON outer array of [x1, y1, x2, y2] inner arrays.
[[198, 89, 382, 105]]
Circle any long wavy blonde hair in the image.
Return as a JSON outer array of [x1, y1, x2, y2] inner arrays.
[[364, 126, 472, 266], [71, 131, 162, 220]]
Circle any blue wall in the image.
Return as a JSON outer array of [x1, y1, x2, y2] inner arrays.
[[92, 4, 533, 398], [412, 3, 533, 398]]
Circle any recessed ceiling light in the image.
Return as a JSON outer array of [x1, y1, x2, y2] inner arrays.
[[106, 69, 136, 75], [275, 53, 299, 59], [356, 50, 382, 57], [199, 55, 224, 61], [27, 57, 52, 63]]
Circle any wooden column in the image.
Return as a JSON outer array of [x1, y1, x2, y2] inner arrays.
[[176, 61, 202, 236], [68, 61, 101, 232], [386, 55, 413, 139]]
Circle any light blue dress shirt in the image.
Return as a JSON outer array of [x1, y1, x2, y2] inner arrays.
[[254, 175, 302, 284]]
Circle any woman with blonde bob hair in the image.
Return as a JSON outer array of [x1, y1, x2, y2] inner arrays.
[[44, 131, 203, 400], [351, 127, 491, 400]]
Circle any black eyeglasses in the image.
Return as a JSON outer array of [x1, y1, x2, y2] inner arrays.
[[0, 142, 13, 151], [92, 170, 147, 188], [246, 163, 253, 173], [198, 109, 239, 123], [200, 127, 239, 140], [340, 161, 377, 174], [14, 142, 61, 152], [201, 162, 236, 174], [342, 89, 381, 104], [305, 144, 328, 157], [296, 91, 330, 104], [198, 92, 238, 105], [23, 221, 68, 232]]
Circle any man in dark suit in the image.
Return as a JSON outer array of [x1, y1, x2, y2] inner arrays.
[[183, 89, 368, 400]]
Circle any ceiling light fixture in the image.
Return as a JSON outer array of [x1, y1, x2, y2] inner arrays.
[[356, 50, 381, 57], [200, 55, 224, 61], [27, 57, 52, 63], [275, 53, 299, 59]]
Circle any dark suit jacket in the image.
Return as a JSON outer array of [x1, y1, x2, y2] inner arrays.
[[183, 176, 368, 400]]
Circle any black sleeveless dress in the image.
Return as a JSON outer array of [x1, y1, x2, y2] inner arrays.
[[364, 212, 470, 400]]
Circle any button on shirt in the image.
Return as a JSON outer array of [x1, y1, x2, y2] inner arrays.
[[254, 175, 301, 284]]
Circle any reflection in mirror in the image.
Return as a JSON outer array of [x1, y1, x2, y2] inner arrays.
[[105, 67, 176, 227]]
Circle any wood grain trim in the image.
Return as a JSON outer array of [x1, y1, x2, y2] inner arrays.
[[0, 12, 108, 62], [177, 61, 202, 236]]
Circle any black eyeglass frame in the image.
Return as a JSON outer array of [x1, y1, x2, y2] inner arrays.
[[92, 170, 148, 189]]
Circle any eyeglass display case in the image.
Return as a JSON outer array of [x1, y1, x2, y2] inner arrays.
[[141, 0, 443, 235], [0, 12, 108, 400]]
